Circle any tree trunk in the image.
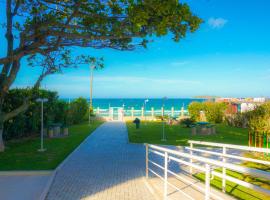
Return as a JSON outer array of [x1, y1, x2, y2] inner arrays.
[[0, 124, 4, 152]]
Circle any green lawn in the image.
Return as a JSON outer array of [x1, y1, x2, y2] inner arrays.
[[127, 121, 270, 199], [0, 120, 103, 170], [127, 121, 248, 146], [194, 166, 270, 200]]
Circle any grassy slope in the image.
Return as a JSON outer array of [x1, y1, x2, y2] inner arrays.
[[127, 121, 248, 146], [195, 167, 270, 200], [0, 121, 103, 170]]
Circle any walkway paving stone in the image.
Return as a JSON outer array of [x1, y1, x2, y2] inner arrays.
[[46, 122, 156, 200]]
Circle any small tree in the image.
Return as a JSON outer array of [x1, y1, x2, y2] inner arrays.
[[69, 97, 88, 124], [248, 102, 270, 148], [0, 0, 202, 151], [188, 101, 227, 123]]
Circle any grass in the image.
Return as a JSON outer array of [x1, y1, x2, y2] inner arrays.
[[0, 120, 103, 170], [127, 121, 248, 146], [194, 166, 270, 200], [127, 121, 270, 199]]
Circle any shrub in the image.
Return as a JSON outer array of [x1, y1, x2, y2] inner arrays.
[[69, 97, 88, 124], [180, 118, 194, 128], [188, 102, 205, 121], [225, 112, 249, 128], [3, 88, 70, 140], [248, 102, 270, 134], [188, 101, 227, 123]]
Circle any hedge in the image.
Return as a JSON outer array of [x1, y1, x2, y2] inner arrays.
[[3, 88, 89, 140]]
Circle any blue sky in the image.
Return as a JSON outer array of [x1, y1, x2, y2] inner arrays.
[[1, 0, 270, 98]]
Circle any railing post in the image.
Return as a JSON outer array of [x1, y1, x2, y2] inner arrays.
[[222, 146, 226, 193], [205, 163, 210, 200], [164, 152, 168, 200], [146, 144, 149, 179], [189, 142, 193, 174], [131, 107, 134, 119]]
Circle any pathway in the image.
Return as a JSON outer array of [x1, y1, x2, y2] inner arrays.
[[0, 172, 51, 200], [46, 122, 156, 200]]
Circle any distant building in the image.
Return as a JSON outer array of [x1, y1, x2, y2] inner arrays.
[[215, 97, 268, 113]]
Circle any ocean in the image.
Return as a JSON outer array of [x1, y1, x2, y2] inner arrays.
[[63, 98, 206, 111]]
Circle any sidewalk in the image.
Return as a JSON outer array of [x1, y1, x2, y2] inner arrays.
[[46, 122, 156, 200]]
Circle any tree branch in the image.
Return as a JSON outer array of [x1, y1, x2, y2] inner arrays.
[[3, 99, 29, 122], [12, 0, 21, 17]]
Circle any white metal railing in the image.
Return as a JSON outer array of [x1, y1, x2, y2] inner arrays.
[[145, 143, 270, 200], [187, 140, 270, 193]]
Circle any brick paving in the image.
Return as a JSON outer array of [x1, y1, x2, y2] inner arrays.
[[46, 122, 156, 200]]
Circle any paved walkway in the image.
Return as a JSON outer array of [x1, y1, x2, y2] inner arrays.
[[0, 173, 51, 200], [46, 122, 156, 200]]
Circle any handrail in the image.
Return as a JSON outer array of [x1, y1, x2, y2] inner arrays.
[[187, 140, 270, 193], [146, 144, 214, 200], [145, 143, 270, 199], [148, 144, 270, 180], [188, 140, 270, 153], [185, 147, 270, 166]]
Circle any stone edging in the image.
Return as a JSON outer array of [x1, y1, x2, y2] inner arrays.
[[0, 170, 52, 176], [39, 123, 105, 200]]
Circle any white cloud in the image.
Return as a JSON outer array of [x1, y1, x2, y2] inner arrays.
[[208, 17, 228, 29]]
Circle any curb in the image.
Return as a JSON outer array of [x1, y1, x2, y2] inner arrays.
[[0, 170, 52, 176], [39, 122, 105, 200]]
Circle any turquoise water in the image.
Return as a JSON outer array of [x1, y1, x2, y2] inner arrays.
[[63, 98, 206, 111]]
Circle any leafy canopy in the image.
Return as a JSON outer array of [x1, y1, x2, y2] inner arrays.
[[1, 0, 202, 69]]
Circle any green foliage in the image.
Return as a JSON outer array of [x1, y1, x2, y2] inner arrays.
[[180, 118, 195, 128], [248, 102, 270, 134], [188, 102, 205, 121], [69, 97, 89, 124], [3, 88, 60, 140], [188, 101, 227, 123], [226, 102, 270, 133], [225, 112, 250, 128], [13, 0, 202, 70], [3, 89, 89, 140]]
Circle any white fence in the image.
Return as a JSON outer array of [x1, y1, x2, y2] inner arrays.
[[146, 142, 270, 200], [94, 107, 189, 118]]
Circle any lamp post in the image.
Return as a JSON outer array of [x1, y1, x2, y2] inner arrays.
[[161, 97, 167, 141], [144, 99, 149, 122], [36, 98, 48, 152], [89, 64, 95, 125]]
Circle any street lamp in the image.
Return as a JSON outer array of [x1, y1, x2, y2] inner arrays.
[[89, 64, 95, 125], [161, 96, 167, 141], [36, 98, 48, 152], [144, 99, 149, 122]]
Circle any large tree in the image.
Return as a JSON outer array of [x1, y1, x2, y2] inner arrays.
[[0, 0, 202, 151]]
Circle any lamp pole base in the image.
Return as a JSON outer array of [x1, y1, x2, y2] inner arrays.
[[38, 148, 47, 152]]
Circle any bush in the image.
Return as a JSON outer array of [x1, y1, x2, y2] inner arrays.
[[3, 88, 60, 140], [180, 118, 194, 128], [69, 97, 88, 124], [188, 102, 205, 121], [225, 112, 249, 128], [188, 101, 227, 123], [2, 89, 83, 140], [248, 102, 270, 134]]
